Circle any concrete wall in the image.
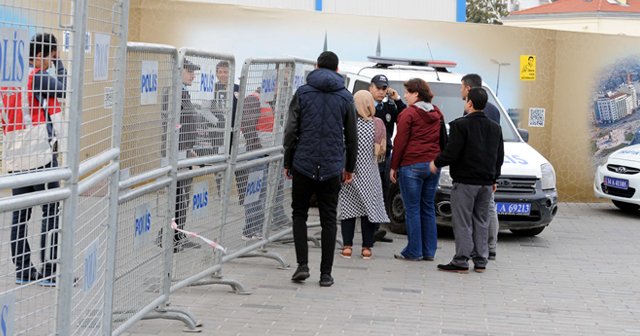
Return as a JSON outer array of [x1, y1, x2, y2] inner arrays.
[[128, 1, 640, 202]]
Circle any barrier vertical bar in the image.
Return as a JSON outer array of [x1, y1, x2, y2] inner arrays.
[[103, 0, 130, 334], [56, 0, 88, 334]]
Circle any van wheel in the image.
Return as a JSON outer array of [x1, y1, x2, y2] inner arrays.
[[612, 200, 640, 213], [510, 226, 545, 237], [386, 183, 407, 235]]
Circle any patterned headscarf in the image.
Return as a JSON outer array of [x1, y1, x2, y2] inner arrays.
[[354, 90, 386, 161], [354, 90, 375, 120]]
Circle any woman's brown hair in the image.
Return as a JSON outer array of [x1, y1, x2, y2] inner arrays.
[[403, 78, 434, 103]]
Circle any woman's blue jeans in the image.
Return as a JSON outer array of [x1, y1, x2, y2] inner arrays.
[[398, 162, 439, 259]]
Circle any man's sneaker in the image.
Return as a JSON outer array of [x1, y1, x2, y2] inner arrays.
[[181, 240, 201, 249], [437, 263, 469, 273], [394, 253, 421, 262], [15, 270, 42, 285], [474, 265, 486, 273], [291, 264, 310, 282], [422, 256, 435, 261], [488, 252, 496, 260], [319, 273, 334, 287], [242, 234, 264, 241], [374, 230, 393, 243]]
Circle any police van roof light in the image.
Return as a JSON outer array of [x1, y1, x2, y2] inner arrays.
[[367, 56, 457, 70]]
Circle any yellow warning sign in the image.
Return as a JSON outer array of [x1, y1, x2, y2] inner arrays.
[[520, 55, 536, 81]]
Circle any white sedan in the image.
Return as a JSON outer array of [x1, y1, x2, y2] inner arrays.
[[594, 144, 640, 212]]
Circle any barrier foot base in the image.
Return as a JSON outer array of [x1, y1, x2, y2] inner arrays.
[[143, 307, 203, 333], [190, 277, 253, 295], [239, 250, 290, 269]]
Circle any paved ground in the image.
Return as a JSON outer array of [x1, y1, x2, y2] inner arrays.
[[124, 202, 640, 335]]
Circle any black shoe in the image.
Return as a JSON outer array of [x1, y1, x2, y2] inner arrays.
[[422, 256, 435, 261], [394, 253, 422, 262], [437, 263, 469, 273], [174, 239, 201, 252], [374, 230, 393, 243], [15, 269, 42, 285], [488, 252, 496, 260], [319, 273, 334, 287], [291, 264, 310, 282], [39, 276, 79, 288], [474, 265, 486, 273], [181, 240, 201, 249]]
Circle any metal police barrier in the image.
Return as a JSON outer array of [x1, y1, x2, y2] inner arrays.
[[0, 0, 129, 334], [168, 48, 237, 296], [0, 1, 82, 335], [215, 58, 314, 283], [110, 43, 202, 335], [69, 1, 130, 335], [251, 59, 324, 248]]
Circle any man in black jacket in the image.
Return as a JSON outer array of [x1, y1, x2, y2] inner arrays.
[[461, 74, 500, 260], [284, 51, 357, 287], [369, 74, 406, 243], [430, 87, 504, 273]]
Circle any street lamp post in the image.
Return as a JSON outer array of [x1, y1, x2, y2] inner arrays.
[[490, 59, 510, 97]]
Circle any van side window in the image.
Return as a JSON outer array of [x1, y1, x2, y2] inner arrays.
[[352, 80, 369, 94]]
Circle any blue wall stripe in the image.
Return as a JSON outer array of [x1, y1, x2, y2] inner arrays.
[[315, 0, 322, 11], [456, 0, 466, 22]]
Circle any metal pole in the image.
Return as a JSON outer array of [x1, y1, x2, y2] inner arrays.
[[159, 47, 182, 311], [103, 0, 130, 334], [56, 0, 87, 334], [496, 64, 501, 97]]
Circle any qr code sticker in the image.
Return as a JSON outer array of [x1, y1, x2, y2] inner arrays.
[[104, 87, 113, 109], [528, 107, 545, 127]]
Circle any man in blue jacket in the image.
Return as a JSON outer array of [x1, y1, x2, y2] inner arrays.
[[284, 51, 357, 287]]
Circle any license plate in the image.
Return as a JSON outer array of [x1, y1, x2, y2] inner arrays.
[[604, 176, 629, 190], [496, 202, 531, 216]]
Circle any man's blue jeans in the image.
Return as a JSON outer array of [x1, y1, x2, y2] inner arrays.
[[398, 162, 439, 259]]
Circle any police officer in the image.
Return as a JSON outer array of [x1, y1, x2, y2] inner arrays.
[[369, 74, 406, 243]]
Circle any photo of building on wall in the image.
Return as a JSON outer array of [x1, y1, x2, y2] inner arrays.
[[592, 56, 640, 168]]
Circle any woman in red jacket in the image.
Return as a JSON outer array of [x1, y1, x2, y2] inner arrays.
[[390, 78, 444, 261]]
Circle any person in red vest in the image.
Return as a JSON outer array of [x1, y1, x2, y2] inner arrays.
[[252, 87, 275, 146], [1, 33, 66, 286]]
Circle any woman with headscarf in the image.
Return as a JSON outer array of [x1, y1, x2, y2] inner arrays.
[[338, 90, 390, 259]]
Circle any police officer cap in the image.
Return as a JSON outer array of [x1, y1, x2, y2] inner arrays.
[[371, 74, 389, 88], [183, 59, 201, 71]]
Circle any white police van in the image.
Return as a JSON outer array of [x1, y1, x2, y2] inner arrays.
[[340, 56, 558, 236], [594, 144, 640, 213]]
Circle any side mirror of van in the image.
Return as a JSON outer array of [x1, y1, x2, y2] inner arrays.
[[518, 128, 529, 143]]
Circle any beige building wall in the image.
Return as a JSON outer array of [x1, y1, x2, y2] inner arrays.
[[504, 17, 640, 37], [127, 2, 640, 202]]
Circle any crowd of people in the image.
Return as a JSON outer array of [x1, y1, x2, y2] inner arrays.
[[284, 51, 504, 287], [1, 35, 503, 289]]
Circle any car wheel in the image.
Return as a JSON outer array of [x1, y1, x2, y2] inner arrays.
[[386, 182, 407, 235], [612, 200, 640, 213], [510, 226, 545, 237]]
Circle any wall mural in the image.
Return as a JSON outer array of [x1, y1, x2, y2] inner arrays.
[[592, 56, 640, 169]]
